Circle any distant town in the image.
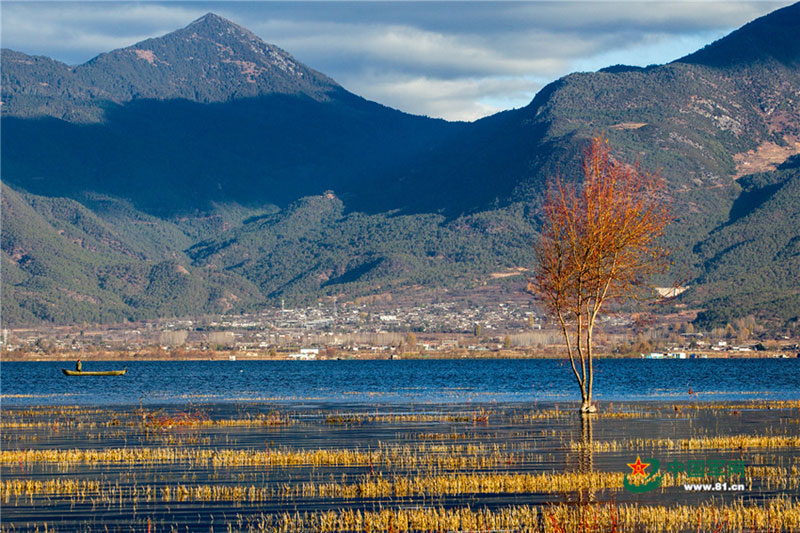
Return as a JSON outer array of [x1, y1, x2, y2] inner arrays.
[[4, 299, 799, 361]]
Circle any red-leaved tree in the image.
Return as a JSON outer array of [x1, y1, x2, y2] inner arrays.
[[531, 134, 672, 413]]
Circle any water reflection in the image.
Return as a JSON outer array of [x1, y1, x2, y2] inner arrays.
[[579, 413, 595, 504]]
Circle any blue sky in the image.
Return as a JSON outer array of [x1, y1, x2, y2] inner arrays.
[[1, 1, 793, 120]]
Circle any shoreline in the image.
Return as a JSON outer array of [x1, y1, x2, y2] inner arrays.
[[2, 398, 798, 410], [3, 349, 795, 362]]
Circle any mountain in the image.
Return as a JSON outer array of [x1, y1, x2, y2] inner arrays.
[[679, 2, 800, 68], [1, 13, 340, 121], [2, 6, 799, 329], [691, 155, 800, 328], [2, 14, 464, 214]]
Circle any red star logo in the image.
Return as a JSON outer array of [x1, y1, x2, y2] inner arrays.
[[627, 456, 650, 476]]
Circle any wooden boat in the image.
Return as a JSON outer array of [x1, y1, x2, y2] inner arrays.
[[62, 369, 127, 376]]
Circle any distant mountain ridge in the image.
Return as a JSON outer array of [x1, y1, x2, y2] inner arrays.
[[677, 2, 800, 68], [2, 14, 464, 214], [1, 13, 340, 122], [2, 6, 800, 329]]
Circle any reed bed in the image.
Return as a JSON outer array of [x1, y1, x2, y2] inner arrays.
[[260, 498, 800, 532], [2, 479, 102, 501], [4, 407, 107, 416], [8, 465, 796, 505], [682, 400, 800, 410], [1, 420, 88, 430], [257, 505, 547, 532], [2, 407, 294, 432], [3, 500, 800, 533], [325, 412, 483, 425], [513, 408, 653, 421], [595, 410, 654, 419], [3, 401, 799, 532], [516, 409, 569, 421], [571, 434, 800, 451], [413, 432, 467, 440], [2, 443, 509, 470], [3, 470, 626, 504], [143, 414, 292, 429]]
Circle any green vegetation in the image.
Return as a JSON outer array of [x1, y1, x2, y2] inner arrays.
[[2, 184, 539, 323], [692, 156, 800, 328], [2, 5, 799, 327], [1, 183, 264, 324]]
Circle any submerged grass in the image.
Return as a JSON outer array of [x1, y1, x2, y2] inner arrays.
[[1, 442, 512, 472], [2, 401, 798, 531], [262, 499, 800, 532], [573, 434, 800, 451], [3, 471, 625, 503], [7, 465, 797, 504]]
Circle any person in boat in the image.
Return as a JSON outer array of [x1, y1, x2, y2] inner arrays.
[[76, 359, 82, 372]]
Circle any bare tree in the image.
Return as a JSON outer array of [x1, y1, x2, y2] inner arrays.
[[530, 134, 671, 413]]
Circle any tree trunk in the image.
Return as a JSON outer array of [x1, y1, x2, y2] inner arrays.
[[579, 399, 597, 413]]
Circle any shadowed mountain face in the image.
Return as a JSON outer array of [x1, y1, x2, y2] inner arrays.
[[1, 13, 464, 214], [677, 2, 800, 68], [2, 6, 800, 328], [2, 95, 461, 214]]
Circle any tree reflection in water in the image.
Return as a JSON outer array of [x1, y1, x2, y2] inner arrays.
[[579, 413, 595, 504]]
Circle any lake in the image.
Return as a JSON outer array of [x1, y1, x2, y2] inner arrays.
[[2, 358, 798, 406]]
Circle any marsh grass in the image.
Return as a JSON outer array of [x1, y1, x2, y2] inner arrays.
[[268, 499, 800, 532], [2, 400, 798, 531], [2, 442, 510, 470], [7, 464, 797, 505], [572, 434, 800, 451]]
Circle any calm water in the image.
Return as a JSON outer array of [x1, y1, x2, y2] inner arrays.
[[1, 358, 798, 406]]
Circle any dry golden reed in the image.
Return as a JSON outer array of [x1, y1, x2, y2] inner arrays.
[[267, 498, 800, 532], [1, 443, 508, 470], [15, 467, 796, 505], [572, 434, 800, 451]]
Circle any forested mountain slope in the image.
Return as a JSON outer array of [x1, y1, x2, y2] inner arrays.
[[2, 5, 799, 328]]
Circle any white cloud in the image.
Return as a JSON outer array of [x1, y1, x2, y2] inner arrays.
[[346, 73, 542, 121], [267, 21, 567, 77], [1, 3, 207, 62]]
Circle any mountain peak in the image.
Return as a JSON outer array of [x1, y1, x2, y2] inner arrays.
[[183, 12, 261, 43], [14, 11, 342, 116], [191, 12, 230, 25], [1, 12, 343, 121], [677, 1, 800, 67]]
